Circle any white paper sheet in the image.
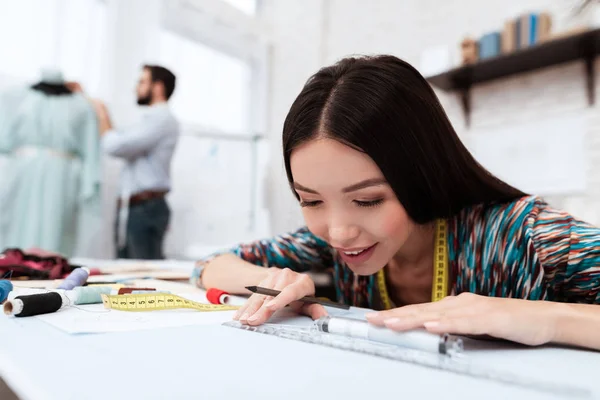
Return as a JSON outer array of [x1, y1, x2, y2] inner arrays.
[[33, 292, 247, 334], [36, 304, 239, 334], [69, 258, 197, 272], [32, 289, 358, 335]]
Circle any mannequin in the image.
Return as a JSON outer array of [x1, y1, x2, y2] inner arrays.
[[31, 69, 72, 96], [0, 68, 101, 257]]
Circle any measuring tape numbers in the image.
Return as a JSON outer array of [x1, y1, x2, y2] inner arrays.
[[101, 293, 239, 312], [431, 218, 449, 302]]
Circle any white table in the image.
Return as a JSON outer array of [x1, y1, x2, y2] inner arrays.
[[1, 302, 599, 400]]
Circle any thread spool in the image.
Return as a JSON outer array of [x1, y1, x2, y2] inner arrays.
[[88, 284, 124, 290], [71, 286, 113, 305], [57, 267, 90, 290], [7, 288, 48, 302], [4, 292, 63, 317], [131, 290, 171, 294], [118, 287, 156, 295], [0, 280, 13, 303], [206, 288, 230, 305]]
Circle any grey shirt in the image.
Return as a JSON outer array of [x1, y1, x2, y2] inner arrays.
[[102, 103, 180, 198]]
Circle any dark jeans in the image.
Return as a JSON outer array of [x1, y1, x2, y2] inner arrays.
[[115, 197, 170, 260]]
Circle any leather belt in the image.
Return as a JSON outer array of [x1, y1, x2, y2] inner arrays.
[[117, 190, 168, 208]]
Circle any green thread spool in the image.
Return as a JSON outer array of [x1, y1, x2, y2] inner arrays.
[[72, 286, 113, 305]]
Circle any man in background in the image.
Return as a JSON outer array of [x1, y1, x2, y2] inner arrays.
[[92, 65, 179, 260]]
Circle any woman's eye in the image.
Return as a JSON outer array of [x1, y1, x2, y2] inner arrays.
[[300, 200, 322, 208], [354, 199, 384, 208]]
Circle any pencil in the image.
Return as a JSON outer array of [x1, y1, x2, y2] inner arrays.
[[245, 286, 350, 310]]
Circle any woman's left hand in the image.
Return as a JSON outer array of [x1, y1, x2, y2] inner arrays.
[[366, 292, 561, 346]]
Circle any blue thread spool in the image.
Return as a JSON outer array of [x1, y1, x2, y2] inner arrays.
[[72, 286, 113, 305], [58, 267, 90, 290], [0, 280, 13, 303]]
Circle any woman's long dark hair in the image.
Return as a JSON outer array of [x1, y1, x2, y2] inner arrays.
[[282, 55, 526, 224]]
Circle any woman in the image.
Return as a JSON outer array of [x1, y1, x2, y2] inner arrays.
[[192, 55, 600, 350]]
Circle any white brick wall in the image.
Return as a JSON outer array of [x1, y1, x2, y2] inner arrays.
[[262, 0, 600, 234]]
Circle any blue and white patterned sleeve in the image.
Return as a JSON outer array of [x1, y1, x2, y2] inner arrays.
[[190, 227, 335, 286]]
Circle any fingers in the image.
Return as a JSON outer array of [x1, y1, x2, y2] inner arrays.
[[365, 305, 425, 326], [365, 296, 478, 332], [237, 293, 268, 324], [306, 304, 328, 320], [423, 316, 488, 336], [243, 274, 291, 325], [238, 269, 315, 326], [366, 297, 457, 326], [366, 293, 496, 335], [234, 272, 276, 321], [291, 302, 328, 320], [265, 273, 314, 312], [422, 300, 552, 346], [383, 309, 458, 331], [233, 292, 257, 321]]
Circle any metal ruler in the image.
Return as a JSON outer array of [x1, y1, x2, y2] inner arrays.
[[223, 321, 591, 398], [101, 293, 239, 312]]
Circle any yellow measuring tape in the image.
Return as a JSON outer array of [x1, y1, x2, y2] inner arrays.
[[377, 218, 449, 309], [101, 293, 240, 312], [431, 218, 449, 302]]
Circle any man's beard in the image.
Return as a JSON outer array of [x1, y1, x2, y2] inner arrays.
[[137, 93, 151, 105]]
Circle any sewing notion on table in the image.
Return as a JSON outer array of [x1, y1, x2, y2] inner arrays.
[[0, 252, 596, 400]]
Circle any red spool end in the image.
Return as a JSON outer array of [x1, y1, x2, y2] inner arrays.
[[207, 288, 229, 304]]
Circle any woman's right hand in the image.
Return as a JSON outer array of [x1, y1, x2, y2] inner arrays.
[[234, 267, 328, 326]]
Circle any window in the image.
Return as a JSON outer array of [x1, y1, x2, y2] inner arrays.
[[158, 30, 252, 134], [157, 29, 267, 254], [0, 0, 58, 83], [0, 0, 107, 95], [57, 0, 107, 96], [221, 0, 258, 15]]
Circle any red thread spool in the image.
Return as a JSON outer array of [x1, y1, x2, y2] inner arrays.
[[206, 288, 229, 305], [118, 287, 156, 295]]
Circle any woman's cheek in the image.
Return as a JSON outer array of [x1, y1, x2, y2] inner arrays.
[[375, 203, 412, 238], [302, 209, 327, 238]]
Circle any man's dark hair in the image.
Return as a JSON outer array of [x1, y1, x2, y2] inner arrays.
[[282, 55, 527, 224], [144, 65, 176, 100]]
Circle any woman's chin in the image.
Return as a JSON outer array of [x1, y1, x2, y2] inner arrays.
[[346, 260, 386, 276]]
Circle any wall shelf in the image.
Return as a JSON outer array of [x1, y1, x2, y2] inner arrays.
[[425, 28, 600, 127]]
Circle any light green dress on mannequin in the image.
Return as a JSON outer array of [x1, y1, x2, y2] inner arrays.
[[0, 83, 101, 257]]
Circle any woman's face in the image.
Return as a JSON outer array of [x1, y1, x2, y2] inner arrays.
[[290, 138, 418, 275]]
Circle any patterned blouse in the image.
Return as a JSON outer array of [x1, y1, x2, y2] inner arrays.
[[192, 195, 600, 310]]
